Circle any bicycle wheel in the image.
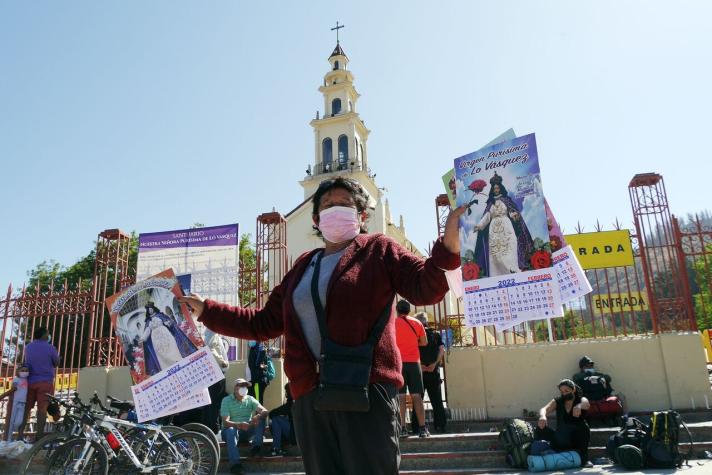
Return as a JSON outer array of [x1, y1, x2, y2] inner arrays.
[[180, 423, 220, 459], [161, 424, 186, 437], [47, 438, 109, 475], [154, 431, 218, 475], [20, 432, 70, 475]]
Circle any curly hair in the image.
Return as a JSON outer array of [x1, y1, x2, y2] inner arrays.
[[311, 177, 372, 237]]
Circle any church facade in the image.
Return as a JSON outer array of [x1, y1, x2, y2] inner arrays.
[[285, 42, 420, 263]]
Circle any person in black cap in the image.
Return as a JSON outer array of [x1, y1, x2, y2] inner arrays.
[[573, 356, 610, 398], [537, 379, 592, 466], [573, 355, 626, 421]]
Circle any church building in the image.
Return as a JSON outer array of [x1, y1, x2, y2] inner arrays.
[[285, 41, 420, 263]]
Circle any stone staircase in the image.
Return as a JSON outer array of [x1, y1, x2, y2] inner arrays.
[[3, 411, 711, 474], [230, 411, 712, 474]]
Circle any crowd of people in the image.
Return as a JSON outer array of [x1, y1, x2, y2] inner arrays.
[[1, 177, 631, 474]]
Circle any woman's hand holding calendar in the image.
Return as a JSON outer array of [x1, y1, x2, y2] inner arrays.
[[178, 293, 206, 318]]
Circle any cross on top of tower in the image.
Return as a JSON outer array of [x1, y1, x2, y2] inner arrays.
[[331, 21, 344, 44]]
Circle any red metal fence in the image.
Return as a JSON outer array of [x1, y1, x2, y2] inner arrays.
[[0, 281, 91, 429], [675, 213, 712, 331]]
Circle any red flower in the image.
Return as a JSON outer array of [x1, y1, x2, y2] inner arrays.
[[550, 235, 563, 252], [468, 179, 487, 193], [530, 250, 552, 269], [462, 262, 480, 281]]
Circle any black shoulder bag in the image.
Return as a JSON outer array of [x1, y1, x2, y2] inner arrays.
[[310, 251, 394, 412]]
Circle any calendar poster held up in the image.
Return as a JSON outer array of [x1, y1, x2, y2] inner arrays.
[[454, 133, 563, 329], [105, 269, 225, 421]]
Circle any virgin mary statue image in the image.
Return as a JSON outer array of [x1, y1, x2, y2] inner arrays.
[[140, 301, 197, 375], [473, 172, 535, 277]]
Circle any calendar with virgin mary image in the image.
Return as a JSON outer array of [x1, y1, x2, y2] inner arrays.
[[106, 268, 205, 384], [454, 133, 552, 283]]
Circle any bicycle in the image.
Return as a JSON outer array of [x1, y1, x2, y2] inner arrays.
[[20, 393, 86, 475], [105, 393, 220, 459], [47, 394, 218, 474], [180, 423, 220, 459]]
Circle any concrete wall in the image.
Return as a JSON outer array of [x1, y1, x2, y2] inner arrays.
[[79, 359, 286, 412], [446, 332, 712, 418], [78, 333, 711, 420]]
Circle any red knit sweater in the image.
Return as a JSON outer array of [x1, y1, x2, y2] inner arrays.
[[198, 233, 460, 400]]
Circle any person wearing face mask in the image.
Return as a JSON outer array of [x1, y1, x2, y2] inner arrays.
[[221, 378, 269, 474], [0, 365, 29, 441], [179, 177, 465, 475], [247, 340, 270, 404], [21, 326, 60, 441], [572, 356, 626, 423], [537, 379, 592, 466]]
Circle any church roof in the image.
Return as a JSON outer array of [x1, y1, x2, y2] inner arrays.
[[329, 43, 347, 59], [285, 193, 315, 218]]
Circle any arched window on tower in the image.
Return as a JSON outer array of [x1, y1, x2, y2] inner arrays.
[[360, 143, 365, 170], [354, 137, 359, 168], [322, 138, 333, 172], [338, 135, 348, 170], [331, 98, 341, 116], [348, 100, 353, 112], [334, 60, 339, 70]]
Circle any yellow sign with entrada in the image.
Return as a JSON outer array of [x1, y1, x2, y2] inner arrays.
[[564, 230, 634, 269], [592, 292, 649, 314]]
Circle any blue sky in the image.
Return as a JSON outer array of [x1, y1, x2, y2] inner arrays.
[[1, 1, 710, 287]]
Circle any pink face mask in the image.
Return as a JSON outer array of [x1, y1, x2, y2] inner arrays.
[[318, 206, 361, 243]]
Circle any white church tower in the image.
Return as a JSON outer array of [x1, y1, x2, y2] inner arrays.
[[285, 35, 419, 263]]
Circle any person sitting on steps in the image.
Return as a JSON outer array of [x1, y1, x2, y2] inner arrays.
[[268, 382, 294, 457], [221, 378, 268, 474], [572, 355, 626, 425], [536, 379, 593, 467]]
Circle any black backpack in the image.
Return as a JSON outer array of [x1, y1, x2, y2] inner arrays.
[[607, 412, 693, 469], [607, 417, 650, 462], [580, 372, 611, 400], [498, 418, 535, 468], [645, 411, 692, 468], [419, 328, 442, 366]]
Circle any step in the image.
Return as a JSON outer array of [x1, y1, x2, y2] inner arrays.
[[246, 462, 712, 475], [229, 441, 712, 473], [5, 440, 712, 475], [231, 421, 712, 457], [441, 409, 712, 433]]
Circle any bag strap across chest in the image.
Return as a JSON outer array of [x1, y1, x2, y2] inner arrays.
[[311, 250, 393, 348]]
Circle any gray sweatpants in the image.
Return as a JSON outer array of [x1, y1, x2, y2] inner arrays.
[[7, 401, 25, 441], [293, 383, 400, 475]]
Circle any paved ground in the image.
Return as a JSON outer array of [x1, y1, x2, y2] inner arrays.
[[244, 460, 712, 474], [3, 459, 710, 474]]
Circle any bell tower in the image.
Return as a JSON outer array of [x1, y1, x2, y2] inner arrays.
[[300, 30, 374, 200], [288, 26, 418, 263]]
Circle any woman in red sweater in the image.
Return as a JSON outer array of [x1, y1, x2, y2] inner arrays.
[[180, 177, 464, 475]]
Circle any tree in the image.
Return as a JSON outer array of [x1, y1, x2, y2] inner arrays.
[[26, 233, 139, 293], [239, 233, 258, 306]]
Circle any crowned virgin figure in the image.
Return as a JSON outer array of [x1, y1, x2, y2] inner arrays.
[[141, 301, 198, 375], [473, 172, 535, 277]]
